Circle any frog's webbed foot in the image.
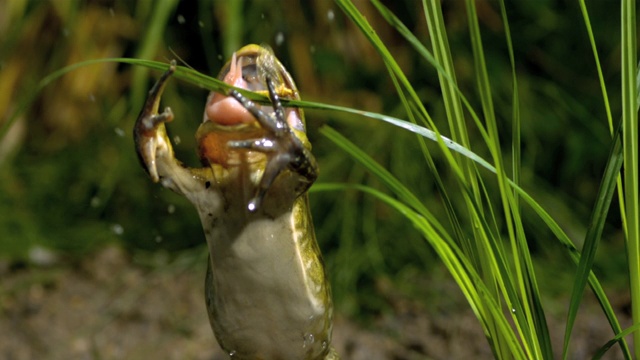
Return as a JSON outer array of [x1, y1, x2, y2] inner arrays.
[[134, 61, 177, 182], [227, 78, 318, 212]]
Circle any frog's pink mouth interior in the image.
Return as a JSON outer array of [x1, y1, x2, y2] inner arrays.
[[204, 52, 257, 126]]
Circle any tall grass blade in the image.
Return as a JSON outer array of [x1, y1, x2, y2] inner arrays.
[[579, 0, 628, 301], [1, 57, 270, 144], [130, 0, 179, 106], [563, 122, 629, 359], [467, 1, 552, 357], [621, 0, 640, 357], [561, 2, 634, 358], [497, 0, 522, 199], [312, 168, 527, 360], [593, 323, 640, 359]]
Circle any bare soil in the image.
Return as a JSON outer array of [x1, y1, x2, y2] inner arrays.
[[0, 246, 632, 359]]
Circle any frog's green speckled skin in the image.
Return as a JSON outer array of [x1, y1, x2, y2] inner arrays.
[[134, 45, 338, 359]]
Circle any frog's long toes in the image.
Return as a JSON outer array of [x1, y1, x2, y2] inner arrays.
[[228, 138, 276, 152], [227, 90, 263, 120], [227, 139, 257, 150], [136, 136, 160, 182], [143, 108, 173, 129]]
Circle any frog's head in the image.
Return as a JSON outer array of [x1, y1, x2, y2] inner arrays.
[[197, 44, 307, 167]]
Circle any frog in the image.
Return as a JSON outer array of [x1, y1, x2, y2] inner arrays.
[[133, 44, 338, 359]]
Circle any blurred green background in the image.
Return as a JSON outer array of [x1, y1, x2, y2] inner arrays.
[[0, 0, 629, 320]]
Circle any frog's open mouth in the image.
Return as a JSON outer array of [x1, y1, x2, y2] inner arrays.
[[204, 48, 272, 128], [197, 47, 272, 166], [204, 45, 305, 132], [197, 45, 306, 167]]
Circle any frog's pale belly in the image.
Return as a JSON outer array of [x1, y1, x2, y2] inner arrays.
[[198, 187, 331, 359]]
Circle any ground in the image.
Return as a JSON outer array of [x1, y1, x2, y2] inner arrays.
[[0, 246, 632, 359]]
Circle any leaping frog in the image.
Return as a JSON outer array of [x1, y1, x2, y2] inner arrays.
[[133, 44, 338, 359]]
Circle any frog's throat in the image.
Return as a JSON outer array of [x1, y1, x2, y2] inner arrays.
[[196, 121, 267, 167]]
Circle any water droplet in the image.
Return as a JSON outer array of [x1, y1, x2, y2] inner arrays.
[[275, 32, 285, 46], [511, 308, 516, 313], [327, 9, 335, 21], [173, 135, 181, 145], [167, 204, 176, 214], [111, 224, 124, 235], [321, 340, 328, 350], [229, 350, 236, 357], [114, 127, 125, 137], [177, 14, 185, 24], [90, 196, 101, 208], [160, 178, 174, 188], [303, 333, 315, 348], [29, 246, 58, 266]]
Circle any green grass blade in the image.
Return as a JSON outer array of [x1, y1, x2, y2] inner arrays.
[[578, 1, 614, 134], [313, 181, 527, 359], [319, 126, 446, 233], [219, 0, 244, 59], [333, 4, 631, 355], [592, 323, 640, 359], [563, 122, 628, 359], [1, 57, 273, 144], [561, 7, 640, 351], [130, 0, 179, 106], [321, 123, 531, 358], [621, 0, 640, 356], [497, 0, 522, 197], [463, 1, 535, 356], [317, 98, 622, 359], [422, 0, 469, 148], [466, 1, 551, 357], [339, 0, 488, 199], [420, 7, 493, 296], [368, 0, 495, 158]]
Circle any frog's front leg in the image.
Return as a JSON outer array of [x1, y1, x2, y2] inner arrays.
[[227, 77, 319, 212], [134, 61, 207, 196]]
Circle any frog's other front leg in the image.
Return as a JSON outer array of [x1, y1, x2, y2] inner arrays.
[[134, 61, 206, 196], [227, 78, 318, 212]]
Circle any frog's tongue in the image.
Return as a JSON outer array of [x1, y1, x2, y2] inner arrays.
[[204, 52, 255, 125]]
